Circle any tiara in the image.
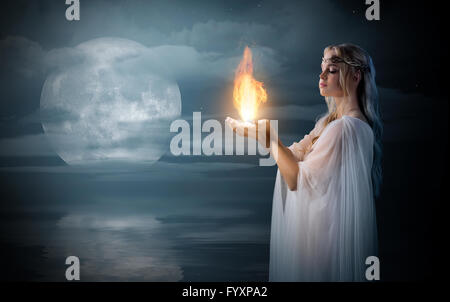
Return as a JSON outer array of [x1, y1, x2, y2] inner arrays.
[[322, 56, 370, 72]]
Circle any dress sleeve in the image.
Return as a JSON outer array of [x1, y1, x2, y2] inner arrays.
[[288, 116, 326, 162], [294, 119, 344, 196], [288, 134, 314, 162]]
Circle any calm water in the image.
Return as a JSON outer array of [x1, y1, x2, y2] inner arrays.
[[0, 157, 276, 281]]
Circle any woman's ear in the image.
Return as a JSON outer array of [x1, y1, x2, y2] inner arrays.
[[353, 70, 361, 84]]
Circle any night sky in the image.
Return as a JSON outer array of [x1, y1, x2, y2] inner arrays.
[[0, 0, 444, 281]]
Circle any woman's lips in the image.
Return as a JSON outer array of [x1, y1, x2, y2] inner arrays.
[[319, 83, 327, 87]]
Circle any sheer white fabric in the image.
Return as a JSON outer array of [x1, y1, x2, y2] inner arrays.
[[269, 115, 378, 282]]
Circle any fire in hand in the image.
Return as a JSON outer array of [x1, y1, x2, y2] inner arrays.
[[233, 46, 267, 122]]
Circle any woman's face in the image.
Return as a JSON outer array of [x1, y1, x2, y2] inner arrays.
[[319, 49, 344, 98]]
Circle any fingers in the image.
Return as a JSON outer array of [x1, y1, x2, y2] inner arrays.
[[225, 117, 237, 132], [225, 117, 240, 135], [225, 117, 273, 148], [225, 117, 254, 137]]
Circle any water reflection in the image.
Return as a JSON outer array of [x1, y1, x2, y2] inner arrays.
[[0, 160, 274, 281], [51, 213, 184, 281], [32, 206, 271, 281]]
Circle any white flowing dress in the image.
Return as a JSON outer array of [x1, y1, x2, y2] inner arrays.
[[269, 115, 378, 282]]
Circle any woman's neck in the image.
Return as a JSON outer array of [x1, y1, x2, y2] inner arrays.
[[334, 94, 361, 118]]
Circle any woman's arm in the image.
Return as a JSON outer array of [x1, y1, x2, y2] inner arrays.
[[288, 116, 326, 162], [225, 117, 301, 191], [272, 117, 326, 189], [271, 138, 300, 191]]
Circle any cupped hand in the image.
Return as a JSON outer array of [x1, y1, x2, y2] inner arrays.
[[225, 117, 277, 148]]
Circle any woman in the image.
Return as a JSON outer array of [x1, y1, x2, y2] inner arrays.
[[226, 43, 382, 281]]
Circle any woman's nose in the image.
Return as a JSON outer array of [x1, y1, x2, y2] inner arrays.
[[319, 71, 326, 80]]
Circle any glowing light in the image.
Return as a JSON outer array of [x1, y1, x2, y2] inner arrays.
[[233, 46, 267, 122]]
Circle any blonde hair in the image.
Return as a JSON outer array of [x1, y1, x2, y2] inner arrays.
[[308, 43, 383, 199]]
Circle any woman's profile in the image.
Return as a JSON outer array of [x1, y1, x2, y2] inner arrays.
[[226, 43, 382, 281]]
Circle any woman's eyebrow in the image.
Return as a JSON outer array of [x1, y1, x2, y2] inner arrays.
[[321, 63, 338, 69]]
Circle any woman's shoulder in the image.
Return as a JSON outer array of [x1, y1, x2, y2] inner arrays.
[[342, 115, 373, 133], [313, 113, 372, 140], [321, 115, 371, 139], [311, 114, 330, 134], [343, 112, 369, 124]]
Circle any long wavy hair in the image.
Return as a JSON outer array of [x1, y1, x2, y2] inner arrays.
[[309, 43, 383, 199]]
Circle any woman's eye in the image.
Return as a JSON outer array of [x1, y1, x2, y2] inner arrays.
[[321, 68, 338, 74]]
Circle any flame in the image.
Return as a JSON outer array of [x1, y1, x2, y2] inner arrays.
[[233, 46, 267, 122]]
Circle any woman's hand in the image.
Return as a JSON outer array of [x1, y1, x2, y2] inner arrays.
[[226, 116, 299, 190], [225, 117, 278, 149]]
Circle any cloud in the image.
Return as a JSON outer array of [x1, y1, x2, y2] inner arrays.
[[168, 19, 278, 52], [259, 103, 327, 121], [0, 133, 55, 156], [0, 36, 45, 78], [0, 35, 85, 79], [1, 33, 282, 84]]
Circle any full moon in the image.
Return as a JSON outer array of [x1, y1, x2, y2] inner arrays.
[[40, 38, 181, 169]]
